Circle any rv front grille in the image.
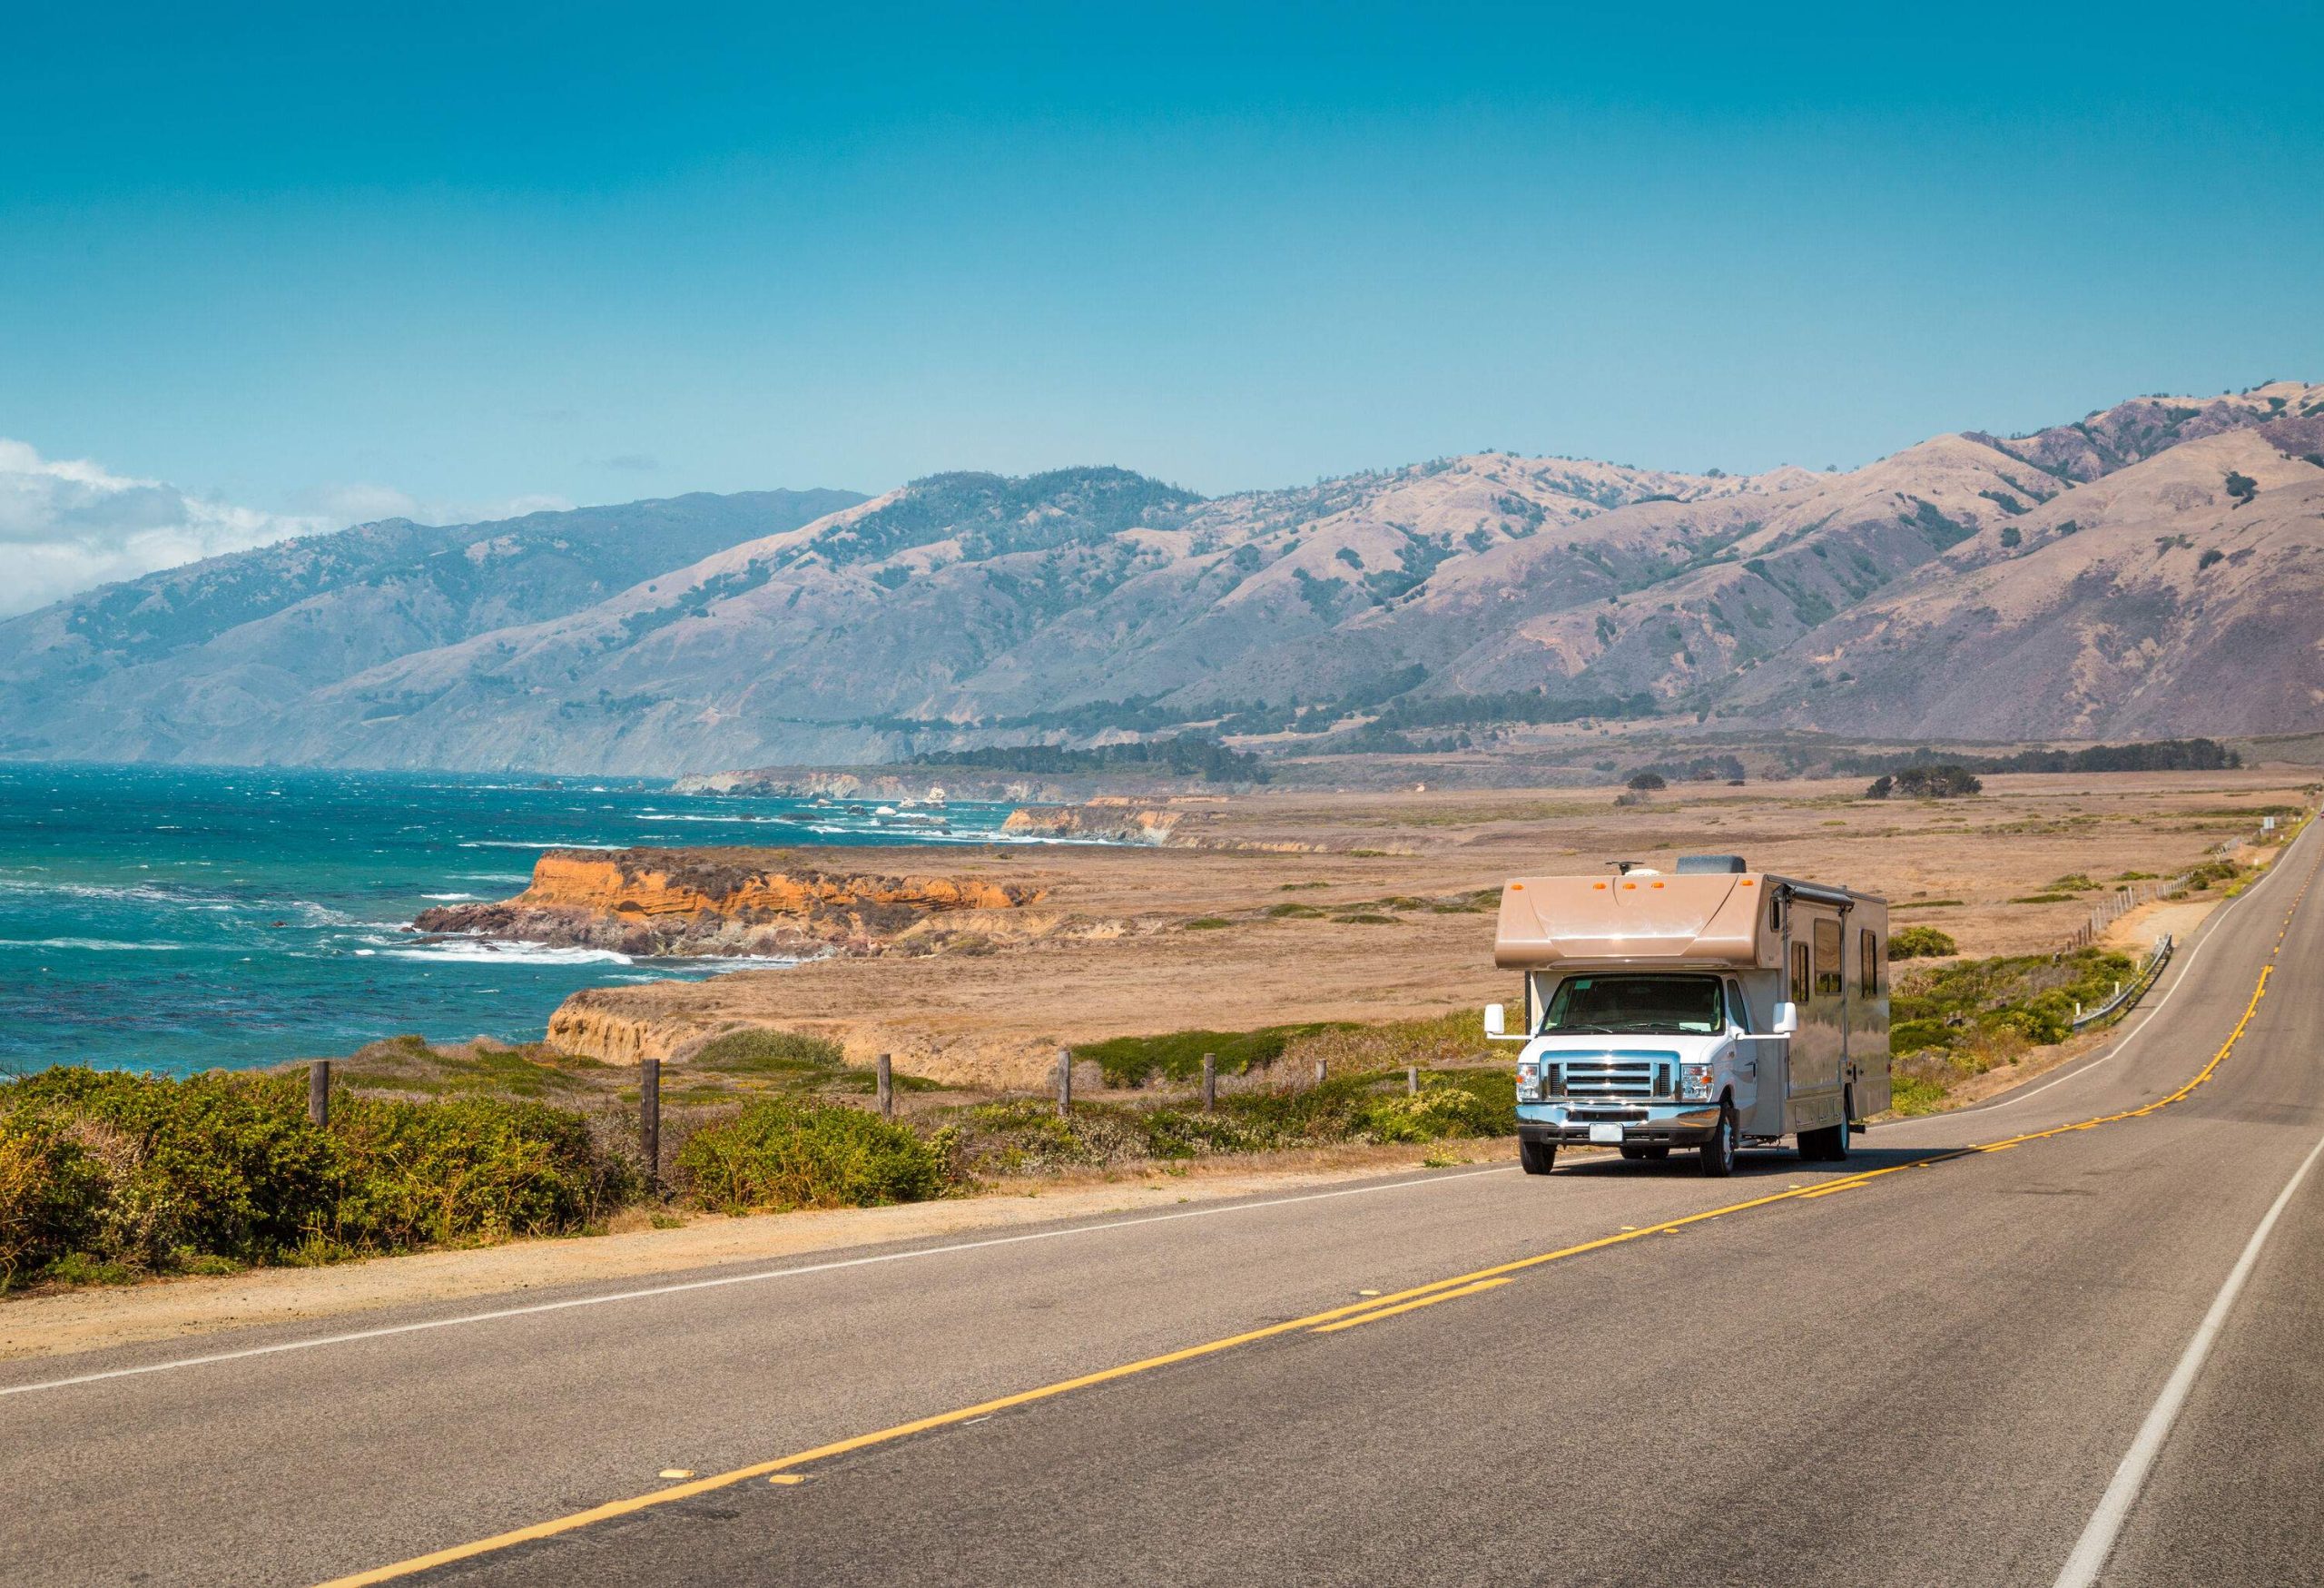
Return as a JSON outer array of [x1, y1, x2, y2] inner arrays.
[[1554, 1053, 1681, 1100]]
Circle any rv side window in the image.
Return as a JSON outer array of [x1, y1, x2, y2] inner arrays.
[[1789, 943, 1810, 1003], [1814, 918, 1843, 997], [1725, 979, 1752, 1032], [1860, 928, 1880, 994]]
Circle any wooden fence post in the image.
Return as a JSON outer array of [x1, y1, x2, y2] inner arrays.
[[308, 1060, 330, 1128], [1314, 1060, 1327, 1086], [1406, 1065, 1419, 1096], [876, 1053, 894, 1119], [640, 1057, 662, 1192], [1201, 1052, 1216, 1113], [1057, 1048, 1072, 1118]]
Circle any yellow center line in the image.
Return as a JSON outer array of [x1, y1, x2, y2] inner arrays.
[[314, 851, 2314, 1588], [1311, 1277, 1514, 1333]]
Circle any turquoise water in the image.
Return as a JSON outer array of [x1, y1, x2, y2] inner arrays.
[[0, 763, 1027, 1076]]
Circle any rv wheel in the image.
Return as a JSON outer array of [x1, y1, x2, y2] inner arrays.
[[1699, 1104, 1737, 1179], [1519, 1139, 1557, 1176]]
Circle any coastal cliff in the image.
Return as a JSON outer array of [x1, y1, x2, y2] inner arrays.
[[412, 848, 1048, 958], [1000, 802, 1178, 844]]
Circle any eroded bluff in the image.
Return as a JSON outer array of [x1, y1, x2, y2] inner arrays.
[[410, 848, 1048, 958]]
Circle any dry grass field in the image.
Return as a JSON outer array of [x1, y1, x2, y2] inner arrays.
[[541, 769, 2312, 1088]]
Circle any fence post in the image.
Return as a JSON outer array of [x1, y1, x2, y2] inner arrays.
[[1406, 1065, 1419, 1096], [640, 1057, 661, 1193], [1057, 1048, 1072, 1118], [1201, 1052, 1216, 1113], [308, 1060, 330, 1128], [876, 1053, 893, 1119], [1315, 1060, 1327, 1086]]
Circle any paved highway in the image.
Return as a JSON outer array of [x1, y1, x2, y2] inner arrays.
[[4, 823, 2319, 1586]]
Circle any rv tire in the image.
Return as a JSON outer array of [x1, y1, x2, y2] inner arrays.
[[1699, 1104, 1737, 1179], [1519, 1139, 1557, 1176]]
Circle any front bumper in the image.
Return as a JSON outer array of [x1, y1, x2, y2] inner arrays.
[[1516, 1102, 1723, 1147]]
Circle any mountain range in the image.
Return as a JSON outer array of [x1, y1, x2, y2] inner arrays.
[[3, 383, 2320, 774]]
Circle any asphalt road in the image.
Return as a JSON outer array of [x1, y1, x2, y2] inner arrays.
[[5, 823, 2319, 1587]]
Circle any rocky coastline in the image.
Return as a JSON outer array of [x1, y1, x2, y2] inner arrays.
[[410, 847, 1049, 959]]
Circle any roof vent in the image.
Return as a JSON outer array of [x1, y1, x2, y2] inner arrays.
[[1675, 853, 1747, 874]]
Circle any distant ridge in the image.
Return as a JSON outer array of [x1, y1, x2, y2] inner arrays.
[[3, 384, 2320, 772]]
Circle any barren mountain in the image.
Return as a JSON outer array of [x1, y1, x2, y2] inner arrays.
[[1, 384, 2318, 772], [0, 488, 864, 761]]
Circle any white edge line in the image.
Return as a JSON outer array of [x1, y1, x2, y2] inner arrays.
[[1959, 815, 2313, 1116], [0, 1164, 1516, 1399], [2051, 1121, 2324, 1587]]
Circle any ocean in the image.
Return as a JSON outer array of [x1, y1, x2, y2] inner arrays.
[[0, 762, 1032, 1077]]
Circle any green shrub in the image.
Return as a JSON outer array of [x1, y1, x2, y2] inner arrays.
[[321, 1092, 636, 1251], [676, 1100, 949, 1214], [1889, 926, 1958, 960], [691, 1029, 846, 1073], [1889, 1018, 1957, 1055], [1356, 1074, 1510, 1142], [954, 1065, 1514, 1175], [1889, 1074, 1951, 1115], [1891, 947, 2133, 1060], [1074, 1024, 1351, 1088], [0, 1067, 639, 1287]]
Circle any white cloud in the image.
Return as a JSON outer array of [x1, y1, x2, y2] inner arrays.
[[0, 442, 582, 619], [0, 439, 328, 619]]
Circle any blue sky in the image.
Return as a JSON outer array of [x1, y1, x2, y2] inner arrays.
[[2, 2, 2319, 607]]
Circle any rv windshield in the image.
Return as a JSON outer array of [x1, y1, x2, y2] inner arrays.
[[1542, 973, 1725, 1036]]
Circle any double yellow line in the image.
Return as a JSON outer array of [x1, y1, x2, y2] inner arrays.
[[320, 856, 2309, 1587]]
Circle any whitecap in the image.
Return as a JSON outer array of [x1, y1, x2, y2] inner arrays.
[[458, 839, 625, 850], [385, 942, 637, 966], [0, 937, 190, 952], [420, 893, 478, 901]]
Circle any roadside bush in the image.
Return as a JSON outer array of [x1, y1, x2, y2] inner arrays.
[[0, 1067, 639, 1288], [1625, 771, 1667, 792], [675, 1099, 950, 1214], [1887, 926, 1958, 961], [322, 1092, 638, 1251], [953, 1066, 1514, 1176], [1356, 1075, 1508, 1142], [1891, 947, 2133, 1059]]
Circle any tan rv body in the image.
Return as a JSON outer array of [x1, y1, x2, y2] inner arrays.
[[1495, 865, 1891, 1161]]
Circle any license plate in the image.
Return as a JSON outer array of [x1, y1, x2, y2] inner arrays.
[[1588, 1123, 1625, 1144]]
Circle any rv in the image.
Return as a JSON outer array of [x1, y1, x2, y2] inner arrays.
[[1484, 854, 1889, 1177]]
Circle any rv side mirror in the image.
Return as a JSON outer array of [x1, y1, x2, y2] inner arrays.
[[1483, 1002, 1507, 1039], [1772, 1001, 1801, 1037]]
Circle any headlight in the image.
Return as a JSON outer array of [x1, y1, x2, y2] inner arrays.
[[1516, 1060, 1539, 1100], [1680, 1061, 1716, 1100]]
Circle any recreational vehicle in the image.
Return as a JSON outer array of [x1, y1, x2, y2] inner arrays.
[[1484, 854, 1889, 1176]]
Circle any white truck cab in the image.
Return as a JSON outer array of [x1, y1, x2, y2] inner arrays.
[[1485, 854, 1889, 1178]]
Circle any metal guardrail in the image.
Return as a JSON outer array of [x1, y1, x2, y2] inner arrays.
[[2071, 933, 2172, 1032]]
